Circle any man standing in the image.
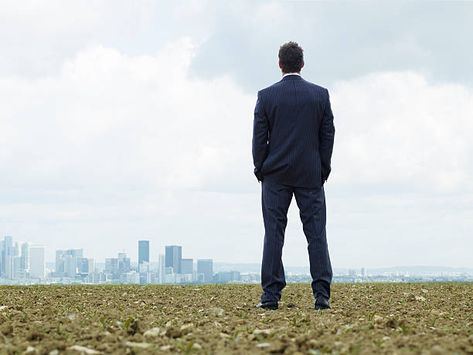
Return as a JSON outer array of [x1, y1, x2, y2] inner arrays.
[[252, 41, 335, 310]]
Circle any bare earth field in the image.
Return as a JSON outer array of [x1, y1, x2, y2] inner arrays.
[[1, 283, 472, 354]]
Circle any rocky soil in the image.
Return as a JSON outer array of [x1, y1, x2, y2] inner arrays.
[[0, 283, 472, 354]]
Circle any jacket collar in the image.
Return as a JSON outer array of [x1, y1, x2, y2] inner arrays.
[[281, 74, 303, 81]]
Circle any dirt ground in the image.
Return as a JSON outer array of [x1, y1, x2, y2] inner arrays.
[[0, 283, 472, 354]]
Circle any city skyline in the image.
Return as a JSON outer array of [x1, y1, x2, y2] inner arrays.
[[2, 234, 472, 287], [3, 234, 473, 274], [0, 234, 225, 285]]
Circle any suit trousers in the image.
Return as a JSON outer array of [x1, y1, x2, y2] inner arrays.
[[260, 179, 333, 304]]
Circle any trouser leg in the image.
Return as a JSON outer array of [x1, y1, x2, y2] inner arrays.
[[260, 180, 293, 304], [294, 186, 332, 299]]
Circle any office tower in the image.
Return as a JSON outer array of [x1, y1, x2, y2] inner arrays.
[[13, 256, 23, 278], [13, 242, 20, 257], [77, 257, 92, 274], [158, 254, 164, 284], [55, 249, 83, 277], [197, 259, 213, 283], [29, 245, 45, 279], [20, 242, 29, 271], [118, 252, 131, 273], [55, 250, 66, 275], [139, 261, 150, 284], [105, 258, 119, 275], [181, 258, 193, 274], [87, 258, 95, 274], [64, 254, 76, 277], [4, 255, 14, 279], [138, 240, 150, 265], [2, 236, 15, 278], [1, 236, 14, 275], [165, 245, 182, 274]]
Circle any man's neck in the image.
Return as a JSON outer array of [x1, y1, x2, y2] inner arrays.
[[282, 72, 301, 78]]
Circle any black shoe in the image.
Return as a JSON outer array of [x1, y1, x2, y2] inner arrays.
[[256, 302, 278, 310], [314, 297, 331, 310]]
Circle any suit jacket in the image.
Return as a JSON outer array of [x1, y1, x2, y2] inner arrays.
[[252, 74, 335, 188]]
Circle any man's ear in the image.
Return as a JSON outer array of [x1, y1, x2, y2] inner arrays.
[[301, 60, 304, 70]]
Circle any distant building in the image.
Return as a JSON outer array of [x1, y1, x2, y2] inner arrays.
[[139, 261, 150, 284], [20, 242, 29, 272], [197, 259, 213, 283], [76, 257, 91, 274], [121, 271, 140, 284], [55, 249, 84, 277], [1, 236, 14, 276], [158, 254, 165, 284], [117, 253, 131, 273], [214, 271, 240, 283], [181, 258, 193, 274], [105, 252, 131, 281], [13, 256, 24, 279], [4, 255, 14, 279], [165, 245, 182, 274], [105, 257, 119, 275], [87, 258, 95, 274], [29, 245, 45, 279], [64, 254, 76, 277], [138, 240, 150, 265]]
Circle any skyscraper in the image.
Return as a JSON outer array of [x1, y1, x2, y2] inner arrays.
[[20, 242, 29, 271], [138, 240, 150, 265], [1, 236, 14, 276], [181, 258, 193, 274], [158, 254, 165, 284], [197, 259, 213, 283], [118, 252, 131, 273], [29, 245, 45, 279], [55, 249, 83, 277], [165, 245, 182, 274]]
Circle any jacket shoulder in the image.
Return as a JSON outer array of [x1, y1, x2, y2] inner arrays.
[[303, 80, 329, 95], [257, 79, 330, 103], [257, 83, 277, 96]]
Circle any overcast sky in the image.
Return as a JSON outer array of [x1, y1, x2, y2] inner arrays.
[[1, 1, 472, 268]]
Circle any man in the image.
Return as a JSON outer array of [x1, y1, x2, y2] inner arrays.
[[252, 41, 335, 311]]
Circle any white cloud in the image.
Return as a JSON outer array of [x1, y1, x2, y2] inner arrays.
[[331, 71, 473, 192], [0, 37, 254, 193]]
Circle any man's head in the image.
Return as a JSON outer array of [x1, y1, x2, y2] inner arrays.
[[278, 41, 304, 74]]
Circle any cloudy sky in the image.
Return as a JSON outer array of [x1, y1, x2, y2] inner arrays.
[[1, 1, 472, 268]]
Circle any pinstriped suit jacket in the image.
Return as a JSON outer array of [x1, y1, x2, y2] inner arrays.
[[252, 74, 335, 188]]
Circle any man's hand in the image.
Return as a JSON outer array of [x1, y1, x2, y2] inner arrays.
[[254, 168, 264, 182]]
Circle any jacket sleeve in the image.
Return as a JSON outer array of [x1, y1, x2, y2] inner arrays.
[[252, 91, 269, 181], [319, 88, 335, 182]]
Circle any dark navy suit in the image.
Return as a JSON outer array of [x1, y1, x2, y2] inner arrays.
[[252, 73, 335, 304]]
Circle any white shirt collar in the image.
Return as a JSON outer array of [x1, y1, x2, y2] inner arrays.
[[282, 72, 301, 78]]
